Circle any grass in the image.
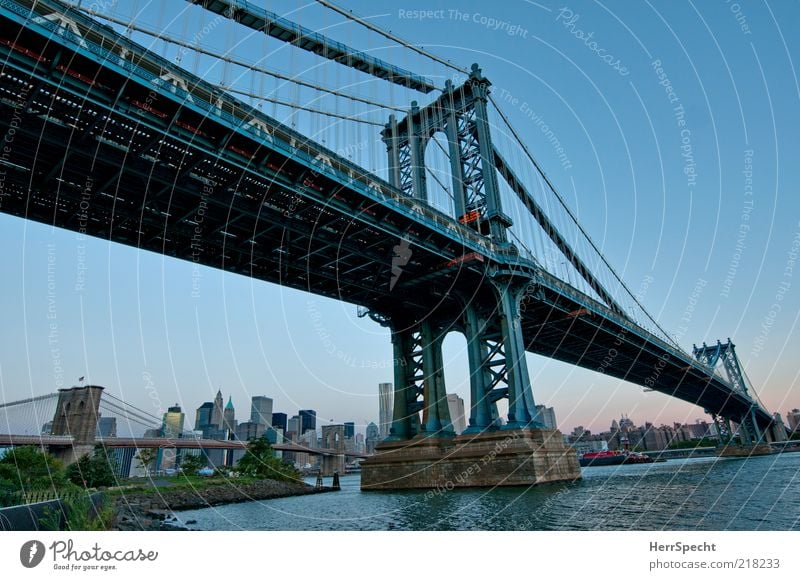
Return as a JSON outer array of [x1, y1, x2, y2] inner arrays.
[[106, 474, 262, 497]]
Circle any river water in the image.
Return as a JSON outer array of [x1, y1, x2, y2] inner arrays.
[[176, 453, 800, 531]]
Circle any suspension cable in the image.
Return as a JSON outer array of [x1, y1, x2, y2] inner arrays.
[[489, 95, 678, 346], [314, 0, 469, 76], [219, 85, 385, 126], [67, 4, 406, 113]]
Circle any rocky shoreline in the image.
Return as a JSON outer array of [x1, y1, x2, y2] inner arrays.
[[112, 479, 335, 530]]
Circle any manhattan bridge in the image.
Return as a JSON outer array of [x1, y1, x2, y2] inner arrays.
[[0, 0, 785, 487]]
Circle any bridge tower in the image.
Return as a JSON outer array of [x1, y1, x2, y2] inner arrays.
[[49, 385, 104, 464], [694, 340, 784, 451], [362, 66, 580, 489]]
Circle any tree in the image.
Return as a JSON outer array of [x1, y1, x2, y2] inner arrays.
[[179, 453, 207, 475], [0, 446, 65, 490], [235, 438, 300, 481], [66, 446, 118, 488], [134, 449, 157, 474]]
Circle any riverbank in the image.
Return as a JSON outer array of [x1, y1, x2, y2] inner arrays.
[[111, 478, 335, 530]]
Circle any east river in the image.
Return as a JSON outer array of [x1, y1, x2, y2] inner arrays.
[[176, 453, 800, 530]]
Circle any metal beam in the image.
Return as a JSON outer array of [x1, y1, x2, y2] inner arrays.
[[186, 0, 436, 93]]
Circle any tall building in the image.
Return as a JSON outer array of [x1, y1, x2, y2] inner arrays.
[[162, 404, 185, 438], [287, 415, 301, 440], [271, 412, 288, 432], [96, 417, 117, 438], [446, 394, 466, 435], [223, 396, 237, 432], [299, 409, 316, 434], [236, 421, 265, 442], [535, 405, 557, 430], [195, 402, 214, 431], [250, 396, 273, 426], [211, 390, 224, 429], [365, 422, 380, 454], [343, 421, 355, 439], [378, 382, 393, 438], [786, 409, 800, 432]]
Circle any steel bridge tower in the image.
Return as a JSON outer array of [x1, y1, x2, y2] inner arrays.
[[362, 66, 580, 489]]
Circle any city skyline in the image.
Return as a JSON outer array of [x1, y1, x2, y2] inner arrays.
[[1, 0, 798, 435]]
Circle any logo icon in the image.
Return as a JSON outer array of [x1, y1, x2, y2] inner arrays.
[[20, 540, 45, 568]]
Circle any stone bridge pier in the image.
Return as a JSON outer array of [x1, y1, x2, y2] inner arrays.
[[48, 385, 104, 465]]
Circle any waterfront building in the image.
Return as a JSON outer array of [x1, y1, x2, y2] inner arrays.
[[299, 409, 317, 433], [378, 382, 393, 438], [250, 396, 273, 426], [786, 409, 800, 432], [535, 405, 557, 430], [271, 412, 288, 432], [446, 394, 467, 434]]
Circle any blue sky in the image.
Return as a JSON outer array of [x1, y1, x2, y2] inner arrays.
[[1, 0, 799, 434]]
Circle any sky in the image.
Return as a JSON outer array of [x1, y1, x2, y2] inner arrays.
[[1, 0, 799, 435]]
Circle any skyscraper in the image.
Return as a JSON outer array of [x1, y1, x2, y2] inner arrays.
[[299, 409, 316, 433], [378, 382, 393, 438], [343, 421, 355, 439], [195, 402, 214, 431], [222, 396, 237, 433], [162, 404, 185, 438], [250, 396, 273, 426], [365, 422, 380, 454], [535, 405, 558, 430], [271, 412, 288, 432], [446, 394, 466, 435], [211, 390, 224, 429], [287, 415, 301, 441]]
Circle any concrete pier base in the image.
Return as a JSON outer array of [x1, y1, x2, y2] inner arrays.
[[716, 443, 775, 458], [361, 428, 581, 490]]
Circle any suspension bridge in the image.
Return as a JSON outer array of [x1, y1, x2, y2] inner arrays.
[[0, 0, 786, 488]]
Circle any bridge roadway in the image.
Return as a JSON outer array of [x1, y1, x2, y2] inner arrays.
[[0, 0, 774, 432], [0, 434, 367, 458]]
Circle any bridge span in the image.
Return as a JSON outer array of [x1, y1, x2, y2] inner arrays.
[[0, 0, 785, 488]]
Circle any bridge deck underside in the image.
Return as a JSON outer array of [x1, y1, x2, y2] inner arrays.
[[0, 13, 487, 316], [521, 282, 773, 430]]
